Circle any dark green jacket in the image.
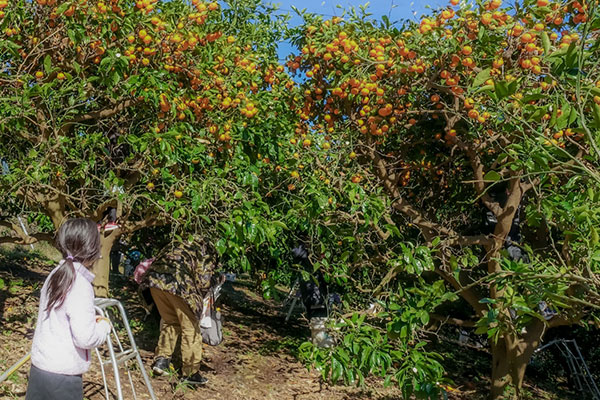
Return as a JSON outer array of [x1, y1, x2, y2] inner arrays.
[[142, 238, 218, 319]]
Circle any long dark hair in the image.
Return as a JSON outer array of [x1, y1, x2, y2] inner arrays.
[[45, 218, 101, 311]]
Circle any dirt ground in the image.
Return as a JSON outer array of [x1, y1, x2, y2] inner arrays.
[[0, 246, 581, 400]]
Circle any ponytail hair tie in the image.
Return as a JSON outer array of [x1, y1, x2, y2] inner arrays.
[[66, 254, 74, 261]]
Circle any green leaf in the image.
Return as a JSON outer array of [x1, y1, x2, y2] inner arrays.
[[592, 104, 600, 128], [111, 71, 120, 86], [590, 87, 600, 97], [591, 226, 599, 246], [56, 2, 70, 15], [475, 84, 495, 94], [472, 68, 491, 88], [215, 239, 227, 255], [541, 31, 550, 54], [331, 357, 343, 384], [494, 81, 509, 100], [556, 102, 571, 129], [483, 171, 501, 182], [43, 55, 52, 74], [565, 42, 578, 69]]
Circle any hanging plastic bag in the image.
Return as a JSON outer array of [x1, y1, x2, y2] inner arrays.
[[200, 287, 223, 346]]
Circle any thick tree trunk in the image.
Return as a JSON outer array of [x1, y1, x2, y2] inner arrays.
[[491, 339, 512, 400], [93, 231, 120, 297], [489, 320, 546, 400]]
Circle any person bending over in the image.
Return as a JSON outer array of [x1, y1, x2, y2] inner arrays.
[[141, 236, 219, 386]]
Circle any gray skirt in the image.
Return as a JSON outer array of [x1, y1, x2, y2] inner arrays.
[[26, 364, 83, 400]]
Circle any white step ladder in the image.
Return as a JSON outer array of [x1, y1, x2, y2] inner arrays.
[[94, 298, 157, 400], [535, 339, 600, 400]]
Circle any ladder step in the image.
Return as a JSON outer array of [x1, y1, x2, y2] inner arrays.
[[101, 350, 138, 366]]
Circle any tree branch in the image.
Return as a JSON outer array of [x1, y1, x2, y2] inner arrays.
[[430, 313, 477, 328], [0, 220, 53, 245], [70, 98, 142, 123]]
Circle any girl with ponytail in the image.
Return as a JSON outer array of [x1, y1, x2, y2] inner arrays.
[[26, 218, 111, 400]]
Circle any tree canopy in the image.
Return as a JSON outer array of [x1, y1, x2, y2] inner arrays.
[[1, 0, 599, 398]]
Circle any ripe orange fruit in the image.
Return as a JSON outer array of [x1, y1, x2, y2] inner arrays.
[[594, 96, 600, 105], [521, 33, 533, 43], [378, 105, 393, 117], [35, 71, 44, 79], [461, 45, 472, 55], [468, 109, 480, 119], [481, 13, 493, 24], [536, 0, 548, 6], [64, 5, 75, 16], [56, 72, 65, 80], [520, 59, 532, 69], [302, 138, 311, 147]]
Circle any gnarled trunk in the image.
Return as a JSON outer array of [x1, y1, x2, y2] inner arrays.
[[93, 231, 119, 297], [490, 319, 546, 400]]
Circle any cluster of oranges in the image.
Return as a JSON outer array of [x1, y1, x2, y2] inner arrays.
[[134, 0, 156, 14], [0, 0, 8, 19], [284, 0, 598, 197], [240, 102, 258, 118], [3, 27, 18, 36]]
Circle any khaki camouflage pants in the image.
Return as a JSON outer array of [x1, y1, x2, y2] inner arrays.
[[150, 288, 203, 376]]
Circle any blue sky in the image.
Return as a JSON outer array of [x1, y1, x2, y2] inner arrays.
[[275, 0, 446, 23], [271, 0, 447, 59]]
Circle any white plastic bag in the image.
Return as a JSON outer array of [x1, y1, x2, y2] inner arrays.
[[200, 295, 212, 328]]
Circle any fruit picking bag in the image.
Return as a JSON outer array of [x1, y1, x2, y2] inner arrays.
[[200, 286, 223, 346]]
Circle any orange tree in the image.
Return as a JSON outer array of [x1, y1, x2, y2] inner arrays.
[[287, 0, 600, 398], [0, 0, 298, 295]]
